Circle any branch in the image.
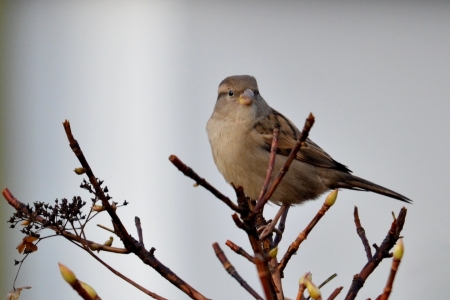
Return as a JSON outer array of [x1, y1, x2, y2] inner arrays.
[[62, 120, 209, 300], [212, 243, 263, 300], [278, 192, 335, 275], [253, 113, 315, 212], [254, 127, 279, 212], [344, 207, 407, 300], [327, 287, 343, 300], [2, 188, 129, 254], [354, 206, 372, 260], [225, 240, 255, 264], [135, 216, 144, 246], [169, 155, 242, 213]]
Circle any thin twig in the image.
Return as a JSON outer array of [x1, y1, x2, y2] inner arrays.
[[254, 113, 315, 212], [327, 287, 343, 300], [278, 196, 334, 275], [379, 241, 403, 300], [97, 224, 115, 234], [354, 206, 372, 260], [135, 216, 144, 246], [225, 240, 255, 264], [62, 121, 209, 300], [344, 207, 407, 300], [2, 188, 129, 254], [273, 205, 290, 246], [212, 243, 263, 300], [259, 204, 289, 239], [169, 155, 242, 213], [255, 127, 280, 212]]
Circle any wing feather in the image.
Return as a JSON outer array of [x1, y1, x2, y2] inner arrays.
[[253, 109, 351, 173]]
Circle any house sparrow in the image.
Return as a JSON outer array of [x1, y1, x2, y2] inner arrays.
[[206, 75, 410, 205]]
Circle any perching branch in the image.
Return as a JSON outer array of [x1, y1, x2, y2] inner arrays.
[[253, 113, 315, 212], [169, 155, 243, 213]]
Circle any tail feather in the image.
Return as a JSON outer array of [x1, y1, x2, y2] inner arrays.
[[336, 175, 412, 203]]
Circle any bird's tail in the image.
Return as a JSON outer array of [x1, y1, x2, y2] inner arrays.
[[336, 174, 411, 203]]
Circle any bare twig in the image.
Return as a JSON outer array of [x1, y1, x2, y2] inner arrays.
[[327, 287, 343, 300], [3, 188, 165, 298], [169, 155, 242, 213], [296, 283, 306, 300], [278, 196, 334, 275], [273, 205, 289, 246], [3, 188, 129, 254], [354, 206, 372, 260], [225, 240, 255, 264], [254, 113, 315, 212], [379, 240, 403, 300], [62, 121, 209, 300], [212, 243, 263, 300], [259, 204, 289, 240], [135, 216, 144, 246], [344, 207, 407, 300], [254, 127, 280, 212], [97, 224, 115, 234]]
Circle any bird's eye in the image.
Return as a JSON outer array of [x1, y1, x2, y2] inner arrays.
[[255, 90, 259, 96], [228, 90, 234, 97]]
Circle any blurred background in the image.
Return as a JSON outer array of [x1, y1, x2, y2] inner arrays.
[[1, 1, 449, 299]]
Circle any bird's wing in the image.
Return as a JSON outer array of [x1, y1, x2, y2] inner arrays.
[[253, 109, 351, 173]]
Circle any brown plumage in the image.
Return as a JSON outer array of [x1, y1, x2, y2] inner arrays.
[[206, 75, 411, 205]]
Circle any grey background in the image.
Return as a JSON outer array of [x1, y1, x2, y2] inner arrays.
[[1, 1, 449, 299]]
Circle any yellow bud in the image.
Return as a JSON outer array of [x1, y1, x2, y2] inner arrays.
[[299, 272, 312, 285], [325, 189, 338, 206], [111, 202, 117, 211], [393, 239, 404, 260], [21, 220, 30, 226], [305, 279, 321, 299], [79, 281, 98, 299], [58, 263, 77, 284], [103, 237, 113, 247], [268, 247, 278, 258], [73, 167, 86, 175]]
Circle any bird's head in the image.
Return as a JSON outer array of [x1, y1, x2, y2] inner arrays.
[[213, 75, 270, 123]]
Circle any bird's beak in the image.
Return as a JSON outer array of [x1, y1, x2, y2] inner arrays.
[[239, 89, 254, 105]]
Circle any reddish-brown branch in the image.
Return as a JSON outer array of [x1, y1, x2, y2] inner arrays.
[[278, 198, 333, 275], [232, 188, 277, 300], [225, 240, 255, 264], [169, 155, 242, 213], [254, 113, 315, 212], [344, 207, 407, 300], [296, 283, 306, 300], [327, 287, 343, 300], [354, 206, 372, 260], [379, 257, 402, 300], [62, 121, 209, 300], [254, 128, 280, 212], [63, 120, 130, 240], [213, 243, 263, 300]]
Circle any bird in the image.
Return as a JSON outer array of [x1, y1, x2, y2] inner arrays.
[[206, 75, 411, 205]]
